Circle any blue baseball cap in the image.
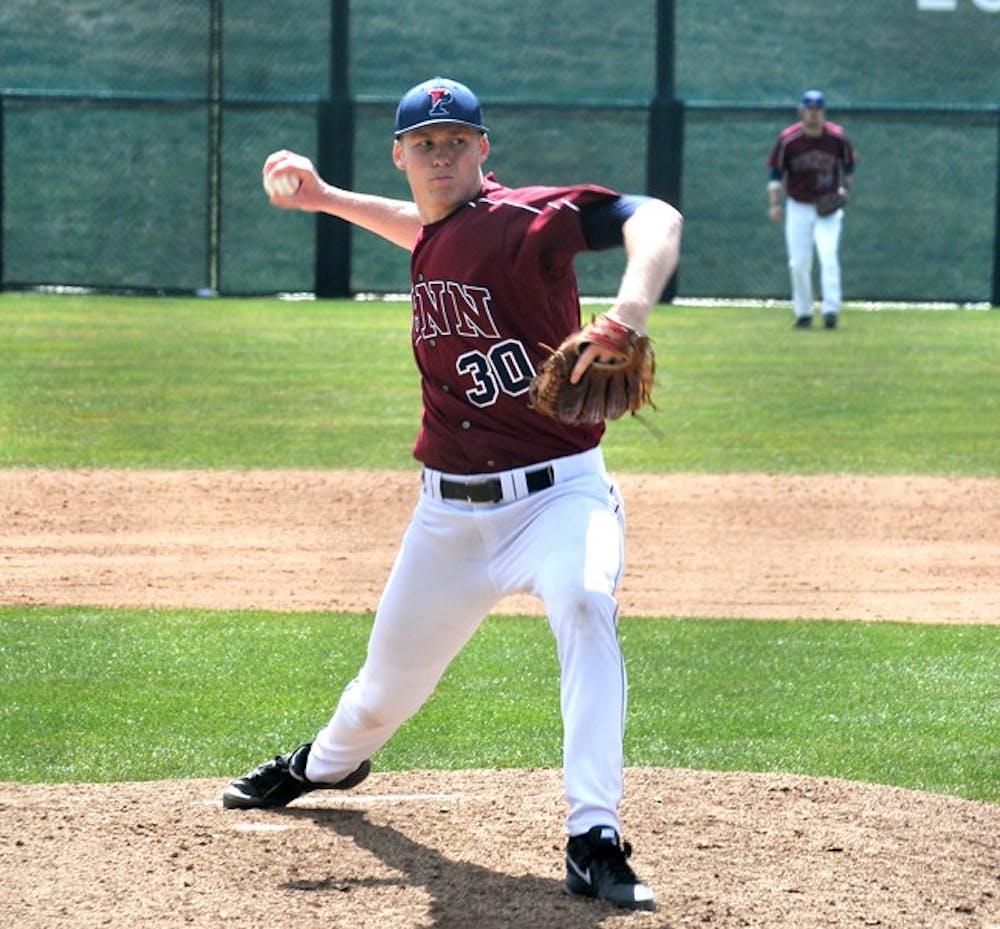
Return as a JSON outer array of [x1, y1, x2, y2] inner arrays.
[[800, 89, 826, 108], [394, 77, 488, 138]]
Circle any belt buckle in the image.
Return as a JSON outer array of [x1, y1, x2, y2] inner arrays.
[[439, 476, 503, 504], [468, 480, 503, 504]]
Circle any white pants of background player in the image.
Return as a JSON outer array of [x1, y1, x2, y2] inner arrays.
[[306, 446, 629, 838], [785, 196, 845, 321]]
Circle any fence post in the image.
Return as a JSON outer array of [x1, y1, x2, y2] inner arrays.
[[993, 111, 1000, 307], [646, 0, 682, 302], [314, 0, 352, 298], [0, 96, 4, 290], [206, 0, 223, 294]]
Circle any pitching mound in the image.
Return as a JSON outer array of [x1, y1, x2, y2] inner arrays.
[[1, 769, 997, 928]]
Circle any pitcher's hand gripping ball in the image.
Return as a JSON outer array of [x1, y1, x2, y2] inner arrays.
[[529, 313, 655, 426], [263, 172, 301, 198]]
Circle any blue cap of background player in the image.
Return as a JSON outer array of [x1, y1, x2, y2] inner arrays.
[[800, 89, 826, 108], [394, 77, 488, 138]]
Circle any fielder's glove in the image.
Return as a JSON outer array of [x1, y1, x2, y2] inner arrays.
[[815, 191, 846, 217], [528, 313, 655, 426]]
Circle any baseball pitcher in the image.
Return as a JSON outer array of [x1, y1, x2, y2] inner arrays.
[[222, 76, 682, 912]]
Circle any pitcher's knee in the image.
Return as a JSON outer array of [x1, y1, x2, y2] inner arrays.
[[342, 678, 429, 733]]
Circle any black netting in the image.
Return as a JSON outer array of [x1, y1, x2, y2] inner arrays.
[[3, 101, 208, 290], [681, 108, 997, 302], [1, 0, 997, 301]]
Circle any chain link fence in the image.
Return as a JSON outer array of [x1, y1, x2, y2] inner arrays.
[[1, 0, 997, 302]]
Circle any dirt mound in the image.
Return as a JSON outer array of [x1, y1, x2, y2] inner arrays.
[[2, 770, 997, 929]]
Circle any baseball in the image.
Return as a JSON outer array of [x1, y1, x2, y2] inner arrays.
[[264, 172, 301, 198]]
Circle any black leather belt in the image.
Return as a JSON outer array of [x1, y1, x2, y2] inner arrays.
[[437, 465, 555, 503]]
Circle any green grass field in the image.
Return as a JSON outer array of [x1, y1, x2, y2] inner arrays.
[[1, 293, 996, 474], [0, 293, 997, 802], [1, 608, 995, 802]]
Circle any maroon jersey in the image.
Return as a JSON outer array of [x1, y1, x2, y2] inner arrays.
[[768, 121, 855, 204], [409, 172, 619, 474]]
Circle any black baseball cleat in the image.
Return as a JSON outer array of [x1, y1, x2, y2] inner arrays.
[[565, 825, 657, 911], [823, 313, 838, 329], [222, 742, 371, 809], [793, 315, 813, 329]]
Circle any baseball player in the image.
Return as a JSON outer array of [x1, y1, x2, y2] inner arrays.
[[767, 89, 856, 329], [222, 76, 682, 912]]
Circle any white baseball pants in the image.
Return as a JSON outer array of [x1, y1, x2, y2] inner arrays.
[[306, 446, 629, 837], [785, 196, 845, 320]]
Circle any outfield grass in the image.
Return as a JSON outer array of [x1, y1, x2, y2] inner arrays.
[[0, 293, 996, 474], [1, 293, 996, 801]]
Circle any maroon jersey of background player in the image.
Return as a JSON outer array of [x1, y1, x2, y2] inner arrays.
[[767, 121, 855, 204], [410, 172, 619, 474]]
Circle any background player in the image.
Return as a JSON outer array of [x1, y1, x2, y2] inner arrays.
[[222, 76, 682, 912], [768, 89, 856, 329]]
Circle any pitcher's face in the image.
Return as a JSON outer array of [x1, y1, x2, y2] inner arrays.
[[393, 125, 490, 223]]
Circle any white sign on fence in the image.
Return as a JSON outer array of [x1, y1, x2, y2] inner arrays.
[[917, 0, 1000, 10]]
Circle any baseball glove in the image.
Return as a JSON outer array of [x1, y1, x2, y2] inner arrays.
[[528, 314, 655, 426], [815, 191, 846, 217]]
